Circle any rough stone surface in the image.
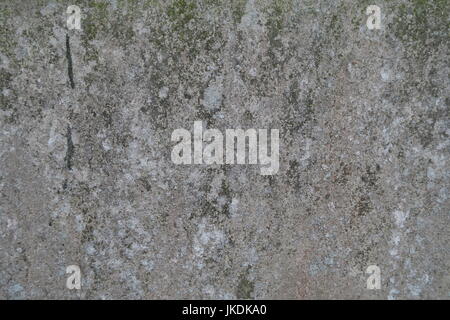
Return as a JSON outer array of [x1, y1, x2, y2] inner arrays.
[[0, 0, 449, 299]]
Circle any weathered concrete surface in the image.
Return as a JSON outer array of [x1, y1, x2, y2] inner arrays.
[[0, 0, 449, 299]]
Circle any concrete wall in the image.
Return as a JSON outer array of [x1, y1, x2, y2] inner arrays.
[[0, 0, 449, 299]]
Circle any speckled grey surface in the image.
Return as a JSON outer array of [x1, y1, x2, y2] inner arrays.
[[0, 0, 449, 299]]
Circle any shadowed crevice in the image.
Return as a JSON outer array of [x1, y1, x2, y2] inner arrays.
[[66, 34, 75, 89], [65, 126, 74, 170]]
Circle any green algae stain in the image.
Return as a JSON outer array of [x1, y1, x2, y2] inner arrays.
[[236, 271, 254, 299], [231, 0, 247, 25], [167, 0, 197, 28], [393, 0, 449, 57]]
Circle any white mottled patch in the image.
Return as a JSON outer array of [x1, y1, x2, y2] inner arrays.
[[380, 69, 391, 82], [158, 86, 169, 99], [388, 288, 399, 300], [389, 211, 407, 257], [86, 243, 96, 255], [393, 210, 408, 229], [193, 221, 226, 269], [202, 77, 223, 111], [230, 198, 239, 215], [140, 259, 154, 272]]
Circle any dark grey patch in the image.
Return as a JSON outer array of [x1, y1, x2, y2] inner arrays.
[[361, 165, 380, 188], [138, 177, 152, 192], [335, 162, 351, 185], [281, 87, 315, 140], [355, 195, 372, 217], [286, 159, 301, 191]]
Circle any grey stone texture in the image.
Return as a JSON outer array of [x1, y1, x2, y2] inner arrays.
[[0, 0, 449, 299]]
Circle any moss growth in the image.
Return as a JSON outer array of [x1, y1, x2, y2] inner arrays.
[[231, 0, 247, 25], [80, 0, 139, 63], [167, 0, 197, 32], [0, 7, 17, 119], [89, 1, 109, 11], [82, 1, 110, 42], [236, 271, 254, 299], [0, 7, 16, 59], [161, 0, 222, 59], [265, 0, 292, 47], [392, 0, 449, 57], [281, 87, 315, 139]]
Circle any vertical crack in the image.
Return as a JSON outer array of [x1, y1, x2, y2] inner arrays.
[[66, 34, 75, 89], [65, 126, 74, 170]]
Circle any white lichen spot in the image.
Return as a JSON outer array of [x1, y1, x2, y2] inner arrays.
[[380, 69, 391, 82], [193, 221, 226, 269], [86, 243, 96, 255], [158, 86, 169, 99], [239, 0, 263, 33], [230, 198, 240, 215], [102, 138, 112, 151], [393, 210, 408, 229], [202, 77, 223, 111], [389, 211, 408, 258], [8, 284, 24, 298], [388, 288, 399, 300]]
